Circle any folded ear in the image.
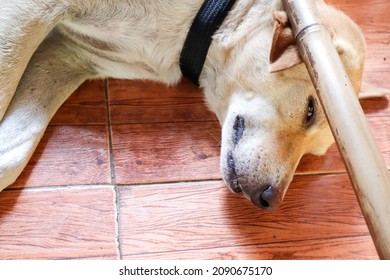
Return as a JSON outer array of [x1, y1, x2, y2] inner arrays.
[[269, 11, 303, 73], [359, 81, 390, 99]]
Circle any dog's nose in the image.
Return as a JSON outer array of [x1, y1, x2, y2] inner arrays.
[[259, 186, 274, 208], [250, 185, 278, 210]]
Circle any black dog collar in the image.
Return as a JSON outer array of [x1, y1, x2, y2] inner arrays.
[[180, 0, 237, 86]]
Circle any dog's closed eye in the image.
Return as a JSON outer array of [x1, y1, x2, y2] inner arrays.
[[305, 97, 316, 127], [233, 115, 245, 146]]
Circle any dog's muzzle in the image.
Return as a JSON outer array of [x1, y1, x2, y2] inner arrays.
[[225, 115, 282, 210], [226, 152, 281, 210]]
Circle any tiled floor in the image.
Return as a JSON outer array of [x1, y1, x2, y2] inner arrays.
[[0, 0, 389, 259]]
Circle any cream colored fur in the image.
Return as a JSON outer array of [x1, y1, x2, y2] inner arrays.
[[0, 0, 387, 210]]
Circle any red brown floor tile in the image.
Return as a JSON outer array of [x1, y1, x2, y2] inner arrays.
[[118, 174, 375, 259], [10, 125, 111, 188], [111, 122, 221, 185], [0, 186, 118, 260], [51, 80, 107, 126]]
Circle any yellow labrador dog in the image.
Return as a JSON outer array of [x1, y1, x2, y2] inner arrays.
[[0, 0, 387, 210]]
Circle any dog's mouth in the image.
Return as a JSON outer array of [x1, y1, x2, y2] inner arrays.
[[226, 150, 242, 193], [224, 115, 246, 193], [224, 149, 287, 211]]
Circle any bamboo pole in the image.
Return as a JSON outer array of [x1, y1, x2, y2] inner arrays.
[[281, 0, 390, 259]]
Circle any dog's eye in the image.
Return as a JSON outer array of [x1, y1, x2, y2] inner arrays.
[[305, 97, 316, 126]]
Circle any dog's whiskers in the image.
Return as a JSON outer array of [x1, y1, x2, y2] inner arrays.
[[207, 131, 221, 146]]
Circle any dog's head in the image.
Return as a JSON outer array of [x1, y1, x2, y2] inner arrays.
[[201, 1, 381, 210]]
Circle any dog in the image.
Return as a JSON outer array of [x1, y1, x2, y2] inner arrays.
[[0, 0, 387, 211]]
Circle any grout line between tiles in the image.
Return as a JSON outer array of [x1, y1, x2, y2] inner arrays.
[[112, 171, 353, 188], [105, 79, 123, 259], [114, 186, 124, 260], [109, 120, 219, 126], [3, 184, 115, 193], [105, 79, 117, 185], [5, 171, 365, 193]]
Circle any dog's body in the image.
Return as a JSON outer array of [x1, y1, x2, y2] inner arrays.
[[0, 0, 386, 210]]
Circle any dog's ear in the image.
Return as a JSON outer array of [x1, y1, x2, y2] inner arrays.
[[269, 11, 303, 73], [359, 81, 390, 99]]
